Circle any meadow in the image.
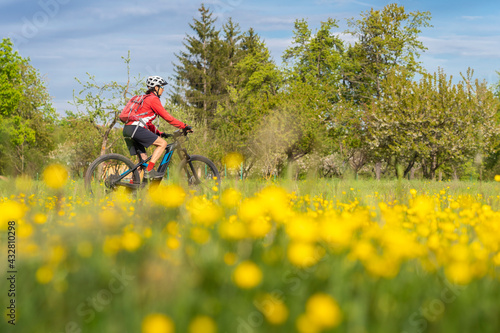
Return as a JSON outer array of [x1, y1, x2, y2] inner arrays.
[[1, 166, 500, 333]]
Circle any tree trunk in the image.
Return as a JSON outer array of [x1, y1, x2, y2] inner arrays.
[[203, 38, 208, 143], [100, 134, 108, 157], [375, 161, 381, 180]]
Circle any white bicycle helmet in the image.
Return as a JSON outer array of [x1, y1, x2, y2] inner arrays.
[[146, 76, 168, 89]]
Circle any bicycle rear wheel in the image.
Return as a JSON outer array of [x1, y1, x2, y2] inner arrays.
[[178, 155, 220, 192], [84, 153, 140, 196]]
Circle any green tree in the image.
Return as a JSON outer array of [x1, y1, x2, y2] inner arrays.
[[343, 3, 432, 103], [283, 18, 344, 88], [70, 52, 141, 158], [212, 29, 281, 173], [279, 19, 344, 165], [364, 68, 500, 179], [333, 4, 431, 177], [173, 4, 221, 134], [0, 38, 56, 176], [0, 38, 24, 116]]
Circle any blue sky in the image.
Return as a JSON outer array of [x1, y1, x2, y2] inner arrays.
[[2, 0, 500, 115]]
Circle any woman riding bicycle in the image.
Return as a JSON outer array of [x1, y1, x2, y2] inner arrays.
[[123, 75, 193, 180]]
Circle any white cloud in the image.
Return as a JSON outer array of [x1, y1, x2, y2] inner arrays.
[[420, 35, 500, 58]]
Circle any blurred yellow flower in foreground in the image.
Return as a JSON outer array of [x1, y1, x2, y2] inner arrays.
[[187, 197, 223, 227], [33, 213, 48, 224], [36, 265, 54, 284], [166, 236, 180, 250], [257, 293, 289, 325], [301, 293, 342, 331], [188, 315, 217, 333], [220, 188, 242, 208], [142, 313, 175, 333], [445, 262, 473, 285], [121, 231, 142, 252], [42, 164, 68, 189], [495, 175, 500, 182], [287, 242, 321, 268], [150, 184, 186, 208], [0, 201, 26, 226], [233, 260, 262, 289]]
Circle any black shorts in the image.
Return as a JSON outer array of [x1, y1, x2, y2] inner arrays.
[[123, 125, 158, 156]]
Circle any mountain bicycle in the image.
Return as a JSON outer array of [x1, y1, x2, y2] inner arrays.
[[84, 130, 220, 195]]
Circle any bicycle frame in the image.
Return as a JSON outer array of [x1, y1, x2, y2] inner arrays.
[[112, 134, 196, 190]]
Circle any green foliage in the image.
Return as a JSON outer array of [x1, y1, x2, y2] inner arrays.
[[212, 29, 281, 169], [0, 38, 23, 116], [343, 3, 432, 103], [364, 68, 500, 179], [0, 38, 56, 176], [283, 18, 344, 90], [173, 4, 221, 128]]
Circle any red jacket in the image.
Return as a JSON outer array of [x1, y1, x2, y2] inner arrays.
[[126, 93, 186, 135]]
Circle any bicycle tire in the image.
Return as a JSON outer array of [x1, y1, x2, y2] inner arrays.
[[84, 153, 140, 196], [178, 154, 220, 191]]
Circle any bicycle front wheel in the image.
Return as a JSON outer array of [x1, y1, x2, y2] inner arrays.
[[178, 155, 220, 192], [84, 153, 140, 196]]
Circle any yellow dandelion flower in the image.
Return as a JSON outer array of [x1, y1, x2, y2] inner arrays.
[[188, 315, 217, 333], [220, 188, 242, 208], [305, 293, 342, 329], [0, 201, 26, 227], [233, 260, 262, 289], [121, 231, 142, 252], [248, 216, 272, 238], [18, 222, 33, 238], [187, 197, 223, 227], [238, 197, 266, 223], [219, 217, 247, 240], [495, 175, 500, 182], [287, 242, 321, 268], [149, 184, 186, 208], [142, 313, 175, 333], [103, 235, 122, 256], [166, 237, 181, 250], [258, 186, 290, 222], [166, 221, 179, 236], [296, 313, 320, 333], [36, 265, 54, 284], [445, 262, 472, 285], [256, 293, 289, 325], [286, 215, 318, 243], [42, 164, 68, 189]]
